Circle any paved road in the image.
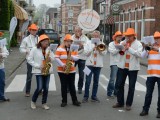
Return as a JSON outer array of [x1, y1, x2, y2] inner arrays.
[[0, 54, 159, 120]]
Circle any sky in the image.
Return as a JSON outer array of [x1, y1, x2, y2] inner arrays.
[[33, 0, 61, 7]]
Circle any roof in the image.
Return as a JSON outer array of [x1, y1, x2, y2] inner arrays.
[[46, 8, 58, 14], [65, 0, 81, 4]]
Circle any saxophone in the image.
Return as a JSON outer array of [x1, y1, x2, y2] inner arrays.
[[64, 50, 73, 74], [42, 50, 52, 76]]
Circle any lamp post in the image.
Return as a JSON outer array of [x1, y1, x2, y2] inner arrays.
[[102, 3, 107, 44]]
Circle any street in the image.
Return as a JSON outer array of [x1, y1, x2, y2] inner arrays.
[[0, 53, 158, 120]]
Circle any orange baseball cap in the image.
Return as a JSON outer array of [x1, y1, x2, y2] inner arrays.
[[64, 34, 73, 41], [153, 31, 160, 38], [0, 32, 4, 37], [112, 31, 122, 40], [28, 24, 38, 31], [123, 28, 136, 36], [38, 34, 49, 43]]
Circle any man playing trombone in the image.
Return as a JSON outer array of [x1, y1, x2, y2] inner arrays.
[[82, 30, 107, 103]]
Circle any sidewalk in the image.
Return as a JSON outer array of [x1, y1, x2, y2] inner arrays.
[[5, 47, 25, 80]]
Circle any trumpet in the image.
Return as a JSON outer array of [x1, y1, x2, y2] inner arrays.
[[144, 42, 159, 51]]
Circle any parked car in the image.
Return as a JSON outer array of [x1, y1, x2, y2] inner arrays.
[[38, 29, 60, 45]]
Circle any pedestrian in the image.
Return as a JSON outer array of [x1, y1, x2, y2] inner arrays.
[[27, 34, 54, 110], [112, 28, 143, 111], [19, 24, 39, 97], [140, 31, 160, 118], [82, 30, 107, 103], [107, 31, 122, 98], [55, 34, 81, 107], [72, 26, 90, 94], [0, 32, 10, 102]]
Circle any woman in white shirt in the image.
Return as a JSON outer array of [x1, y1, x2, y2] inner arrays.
[[27, 34, 54, 110]]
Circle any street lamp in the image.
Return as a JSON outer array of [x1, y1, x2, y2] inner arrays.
[[101, 3, 107, 44]]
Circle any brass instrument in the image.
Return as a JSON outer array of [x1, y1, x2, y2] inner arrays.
[[64, 50, 73, 74], [96, 35, 106, 52], [144, 42, 159, 51], [97, 43, 106, 52], [42, 50, 52, 76]]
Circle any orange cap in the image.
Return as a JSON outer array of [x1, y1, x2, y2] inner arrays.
[[64, 34, 73, 41], [28, 24, 38, 31], [123, 28, 136, 36], [0, 32, 4, 37], [112, 31, 122, 40], [38, 34, 49, 43], [154, 31, 160, 38]]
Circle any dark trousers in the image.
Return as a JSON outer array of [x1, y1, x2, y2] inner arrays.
[[143, 77, 160, 112], [75, 59, 86, 90], [32, 75, 50, 104], [116, 68, 138, 106], [58, 72, 78, 103], [25, 62, 33, 93], [0, 69, 5, 99]]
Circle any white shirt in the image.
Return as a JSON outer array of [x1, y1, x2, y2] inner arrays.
[[72, 34, 90, 60], [19, 34, 39, 59], [118, 39, 143, 70], [27, 47, 54, 74], [85, 42, 107, 67], [0, 46, 9, 69], [108, 41, 120, 66]]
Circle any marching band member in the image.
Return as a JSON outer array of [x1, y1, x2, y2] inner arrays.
[[107, 31, 122, 98], [20, 24, 39, 97], [0, 32, 9, 102], [72, 26, 90, 94], [82, 30, 107, 103], [112, 28, 143, 111], [27, 34, 54, 110], [55, 34, 81, 107], [140, 32, 160, 118]]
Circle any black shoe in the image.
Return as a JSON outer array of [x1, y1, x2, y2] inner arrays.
[[156, 112, 160, 118], [78, 89, 82, 94], [73, 101, 81, 106], [112, 103, 124, 108], [140, 110, 148, 116], [91, 97, 100, 103], [0, 98, 10, 102], [61, 103, 67, 107]]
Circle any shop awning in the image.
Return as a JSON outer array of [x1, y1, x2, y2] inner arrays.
[[12, 0, 28, 20]]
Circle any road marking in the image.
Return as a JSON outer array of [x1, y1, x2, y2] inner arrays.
[[75, 74, 85, 91], [6, 74, 26, 92], [49, 74, 56, 91], [138, 75, 148, 80], [100, 74, 146, 92], [6, 74, 56, 92]]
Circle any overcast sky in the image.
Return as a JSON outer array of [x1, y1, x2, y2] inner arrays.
[[33, 0, 61, 7]]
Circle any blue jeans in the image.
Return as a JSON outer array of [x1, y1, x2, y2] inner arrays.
[[25, 62, 33, 93], [32, 75, 50, 104], [0, 69, 5, 99], [143, 77, 160, 112], [75, 59, 86, 90], [116, 68, 138, 106], [84, 66, 101, 99], [107, 65, 118, 96]]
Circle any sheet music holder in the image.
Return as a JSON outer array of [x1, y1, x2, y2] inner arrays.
[[50, 44, 58, 52]]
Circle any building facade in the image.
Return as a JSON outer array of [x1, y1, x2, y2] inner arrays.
[[61, 2, 81, 34], [113, 0, 160, 40]]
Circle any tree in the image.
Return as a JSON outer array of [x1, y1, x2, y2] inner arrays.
[[34, 4, 49, 28], [0, 0, 10, 30]]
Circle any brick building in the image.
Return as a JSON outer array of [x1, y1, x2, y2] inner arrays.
[[61, 0, 81, 34], [113, 0, 160, 40]]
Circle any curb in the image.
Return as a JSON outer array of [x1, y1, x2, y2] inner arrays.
[[6, 58, 25, 81]]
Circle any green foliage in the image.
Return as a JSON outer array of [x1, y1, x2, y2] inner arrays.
[[0, 0, 10, 30]]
